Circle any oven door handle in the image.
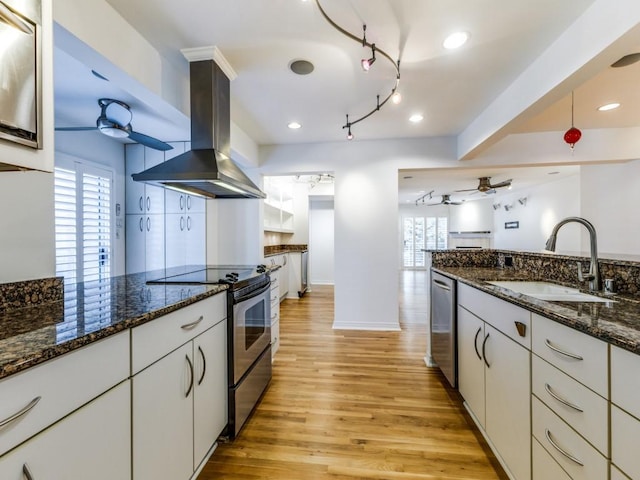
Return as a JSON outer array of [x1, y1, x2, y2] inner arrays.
[[234, 282, 271, 304]]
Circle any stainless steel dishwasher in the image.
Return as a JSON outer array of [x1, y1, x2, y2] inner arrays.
[[430, 271, 457, 388]]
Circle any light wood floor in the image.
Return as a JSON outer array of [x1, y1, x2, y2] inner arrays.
[[199, 272, 505, 479]]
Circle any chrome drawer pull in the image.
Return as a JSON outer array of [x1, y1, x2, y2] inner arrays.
[[473, 327, 482, 360], [185, 355, 194, 398], [544, 339, 583, 361], [23, 463, 34, 480], [433, 279, 451, 291], [545, 428, 584, 466], [197, 346, 206, 386], [0, 396, 41, 428], [181, 315, 204, 330], [545, 383, 584, 412]]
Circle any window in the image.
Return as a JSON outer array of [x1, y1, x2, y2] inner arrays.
[[402, 215, 447, 268], [54, 161, 113, 340]]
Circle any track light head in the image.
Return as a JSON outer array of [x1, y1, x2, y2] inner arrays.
[[392, 91, 402, 104], [361, 44, 376, 71], [347, 125, 354, 140]]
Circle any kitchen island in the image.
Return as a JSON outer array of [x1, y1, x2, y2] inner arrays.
[[432, 249, 640, 480]]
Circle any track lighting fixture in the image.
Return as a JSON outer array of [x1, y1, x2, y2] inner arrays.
[[493, 203, 501, 210], [315, 0, 401, 139], [518, 197, 528, 206], [414, 190, 434, 206], [504, 204, 514, 212]]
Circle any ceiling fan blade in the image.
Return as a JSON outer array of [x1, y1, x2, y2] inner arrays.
[[129, 131, 173, 151], [483, 189, 497, 195], [490, 179, 512, 189], [454, 187, 478, 192], [55, 126, 98, 131]]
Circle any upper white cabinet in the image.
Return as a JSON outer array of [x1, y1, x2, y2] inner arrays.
[[263, 177, 294, 233], [125, 142, 205, 273]]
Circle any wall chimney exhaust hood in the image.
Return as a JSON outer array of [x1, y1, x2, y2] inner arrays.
[[132, 47, 265, 199]]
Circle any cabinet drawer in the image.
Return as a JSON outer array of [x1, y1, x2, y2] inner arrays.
[[533, 437, 571, 480], [271, 319, 280, 356], [132, 294, 226, 374], [532, 397, 607, 480], [611, 464, 629, 480], [612, 405, 640, 478], [531, 314, 608, 397], [0, 331, 129, 456], [611, 345, 640, 419], [271, 305, 279, 326], [458, 283, 531, 348], [532, 355, 608, 455]]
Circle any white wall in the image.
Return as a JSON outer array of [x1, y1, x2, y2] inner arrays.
[[260, 136, 459, 331], [581, 160, 640, 255], [55, 131, 127, 276], [493, 174, 581, 252], [309, 197, 334, 285], [449, 199, 493, 232]]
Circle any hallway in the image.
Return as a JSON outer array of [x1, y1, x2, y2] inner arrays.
[[199, 275, 504, 479]]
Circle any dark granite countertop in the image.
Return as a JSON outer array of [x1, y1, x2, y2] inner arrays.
[[264, 244, 308, 257], [0, 270, 227, 380], [433, 266, 640, 355]]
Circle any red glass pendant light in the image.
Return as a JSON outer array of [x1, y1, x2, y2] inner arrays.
[[564, 91, 582, 151]]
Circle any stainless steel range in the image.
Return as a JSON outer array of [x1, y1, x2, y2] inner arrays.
[[149, 265, 272, 438]]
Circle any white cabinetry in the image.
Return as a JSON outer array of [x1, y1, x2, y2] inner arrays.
[[269, 269, 280, 358], [457, 283, 531, 480], [530, 313, 609, 479], [264, 177, 294, 233], [0, 381, 131, 480], [132, 294, 228, 480], [125, 144, 166, 273], [126, 142, 205, 274], [0, 331, 129, 457], [611, 345, 640, 479]]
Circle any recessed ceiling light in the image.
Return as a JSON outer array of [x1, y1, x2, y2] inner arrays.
[[443, 31, 469, 50], [598, 102, 620, 111], [287, 122, 302, 130], [409, 114, 424, 123], [289, 59, 314, 75]]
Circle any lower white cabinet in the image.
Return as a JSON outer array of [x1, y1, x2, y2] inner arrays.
[[133, 319, 228, 480], [0, 381, 131, 480], [484, 323, 531, 480], [270, 269, 280, 358], [532, 438, 571, 480], [457, 283, 531, 480]]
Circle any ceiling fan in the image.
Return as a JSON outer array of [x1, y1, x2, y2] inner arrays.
[[428, 194, 463, 206], [55, 98, 173, 151], [456, 176, 512, 194]]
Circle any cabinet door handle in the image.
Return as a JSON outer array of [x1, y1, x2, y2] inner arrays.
[[473, 327, 482, 360], [22, 463, 35, 480], [481, 333, 491, 368], [146, 217, 151, 232], [187, 195, 192, 211], [283, 255, 287, 265], [0, 396, 41, 428], [544, 383, 584, 412], [180, 195, 185, 211], [197, 346, 206, 385], [146, 196, 151, 211], [185, 355, 194, 398], [187, 216, 192, 231], [544, 339, 583, 361], [181, 315, 204, 330], [139, 217, 143, 232], [514, 321, 526, 337], [545, 428, 584, 466], [180, 216, 185, 231], [139, 196, 143, 212], [433, 279, 451, 291]]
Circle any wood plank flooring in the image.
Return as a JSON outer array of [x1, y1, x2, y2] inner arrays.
[[199, 272, 505, 479]]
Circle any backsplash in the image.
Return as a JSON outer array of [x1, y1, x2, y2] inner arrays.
[[264, 244, 308, 256], [432, 249, 640, 298], [0, 277, 64, 312]]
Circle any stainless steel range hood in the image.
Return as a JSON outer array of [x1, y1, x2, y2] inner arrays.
[[132, 54, 265, 199]]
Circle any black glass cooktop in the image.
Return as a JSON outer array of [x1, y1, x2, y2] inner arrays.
[[147, 265, 268, 289]]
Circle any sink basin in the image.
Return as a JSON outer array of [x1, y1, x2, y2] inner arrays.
[[486, 281, 614, 303]]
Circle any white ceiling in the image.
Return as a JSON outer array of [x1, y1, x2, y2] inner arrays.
[[53, 0, 640, 203]]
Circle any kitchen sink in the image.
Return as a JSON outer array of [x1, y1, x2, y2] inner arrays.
[[486, 281, 615, 303]]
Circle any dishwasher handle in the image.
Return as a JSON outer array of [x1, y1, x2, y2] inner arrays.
[[433, 279, 452, 291]]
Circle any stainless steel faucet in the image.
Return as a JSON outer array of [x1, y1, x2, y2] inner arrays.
[[544, 217, 601, 291]]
